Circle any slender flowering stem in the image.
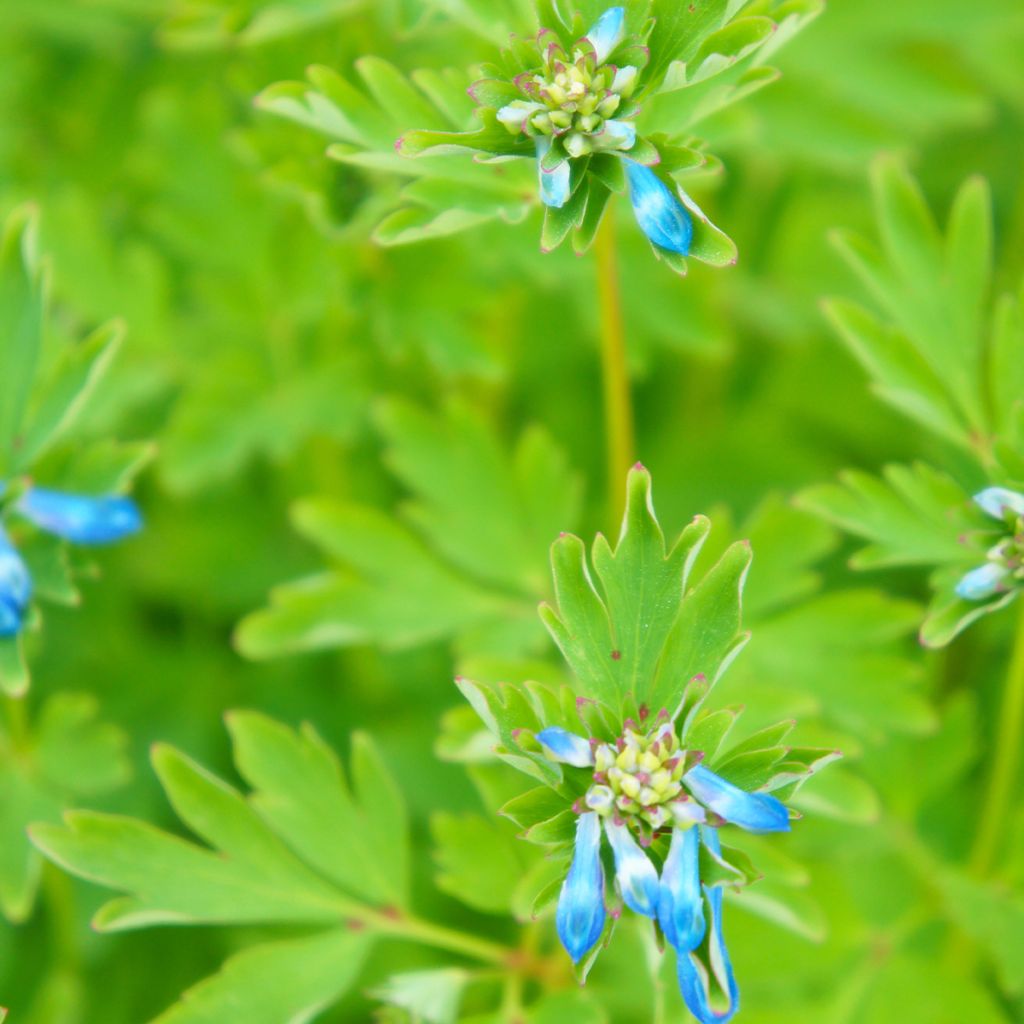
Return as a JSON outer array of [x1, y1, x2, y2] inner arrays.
[[595, 210, 636, 527], [942, 599, 1024, 970], [967, 598, 1024, 877]]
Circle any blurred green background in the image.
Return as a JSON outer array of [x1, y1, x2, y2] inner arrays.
[[2, 0, 1024, 1021]]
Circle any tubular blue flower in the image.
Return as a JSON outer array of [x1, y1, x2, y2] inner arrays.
[[684, 764, 790, 833], [625, 163, 694, 255], [0, 529, 31, 638], [974, 487, 1024, 520], [556, 812, 606, 963], [17, 488, 142, 544], [956, 561, 1010, 601], [658, 824, 705, 952], [536, 138, 571, 209], [536, 725, 595, 767], [0, 483, 142, 637], [587, 6, 626, 64], [676, 828, 739, 1024], [957, 486, 1024, 602], [604, 817, 660, 917]]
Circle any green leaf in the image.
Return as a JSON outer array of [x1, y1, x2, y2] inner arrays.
[[15, 319, 123, 471], [541, 465, 749, 715], [940, 872, 1024, 995], [0, 637, 29, 698], [431, 813, 529, 914], [235, 500, 506, 658], [152, 929, 373, 1024], [0, 693, 128, 922], [646, 0, 729, 90], [822, 298, 968, 448], [0, 205, 45, 474], [727, 880, 826, 942], [227, 713, 410, 909], [796, 463, 978, 570], [240, 404, 580, 661], [829, 161, 994, 438], [30, 718, 415, 931], [369, 968, 469, 1024]]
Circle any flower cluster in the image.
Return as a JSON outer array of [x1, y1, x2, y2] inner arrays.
[[956, 487, 1024, 602], [0, 484, 142, 636], [537, 714, 790, 1024], [488, 6, 693, 254]]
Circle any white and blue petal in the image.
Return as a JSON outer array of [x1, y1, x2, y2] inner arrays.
[[625, 163, 693, 255], [556, 812, 607, 963], [676, 828, 739, 1024], [497, 100, 544, 132], [604, 818, 660, 918], [587, 6, 626, 64], [597, 120, 636, 151], [536, 726, 595, 767], [955, 562, 1010, 601], [18, 489, 142, 545], [659, 825, 705, 952], [684, 764, 790, 834], [0, 528, 31, 638], [974, 487, 1024, 521], [611, 65, 639, 96], [536, 138, 571, 209]]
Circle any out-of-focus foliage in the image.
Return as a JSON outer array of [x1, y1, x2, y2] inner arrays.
[[800, 161, 1024, 646], [0, 0, 1022, 1021]]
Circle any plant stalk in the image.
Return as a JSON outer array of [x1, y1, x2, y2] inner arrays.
[[595, 210, 636, 529], [967, 597, 1024, 878]]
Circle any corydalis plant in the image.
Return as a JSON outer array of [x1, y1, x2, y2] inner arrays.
[[460, 467, 837, 1020], [800, 158, 1024, 646], [398, 0, 821, 270]]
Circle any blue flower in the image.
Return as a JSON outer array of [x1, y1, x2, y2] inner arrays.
[[556, 811, 606, 963], [604, 817, 660, 917], [587, 6, 627, 64], [955, 486, 1024, 601], [538, 716, 792, 986], [0, 529, 31, 638], [684, 764, 790, 833], [0, 484, 142, 637], [676, 827, 740, 1024], [625, 163, 694, 255], [659, 823, 705, 952]]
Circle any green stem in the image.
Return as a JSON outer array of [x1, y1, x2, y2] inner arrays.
[[595, 210, 635, 529], [368, 909, 512, 966], [968, 598, 1024, 878], [1, 694, 28, 751]]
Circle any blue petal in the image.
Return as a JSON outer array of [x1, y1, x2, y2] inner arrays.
[[600, 119, 636, 150], [587, 7, 626, 64], [684, 764, 790, 834], [18, 489, 142, 545], [556, 812, 607, 963], [955, 562, 1010, 601], [625, 163, 693, 255], [659, 825, 706, 951], [536, 726, 595, 767], [536, 138, 571, 209], [974, 487, 1024, 520], [676, 828, 739, 1024], [604, 818, 660, 918], [0, 529, 31, 638]]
